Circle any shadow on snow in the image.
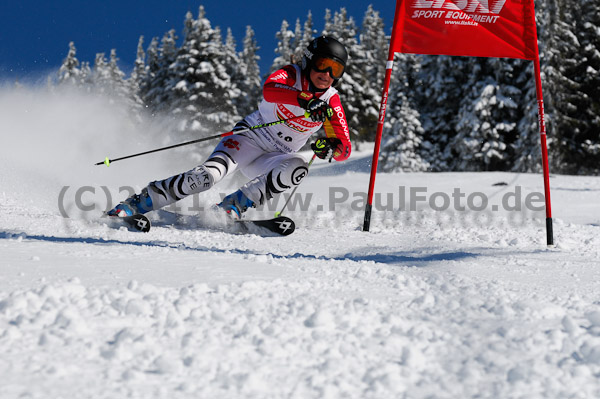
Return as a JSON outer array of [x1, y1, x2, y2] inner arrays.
[[0, 230, 479, 266]]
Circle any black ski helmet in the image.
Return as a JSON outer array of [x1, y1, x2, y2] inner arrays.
[[302, 36, 348, 84]]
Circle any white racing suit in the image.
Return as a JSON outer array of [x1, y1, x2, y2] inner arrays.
[[144, 64, 351, 211]]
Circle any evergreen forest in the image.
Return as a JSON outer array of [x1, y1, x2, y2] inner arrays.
[[56, 3, 600, 175]]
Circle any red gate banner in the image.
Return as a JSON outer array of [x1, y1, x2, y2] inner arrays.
[[364, 0, 553, 245], [391, 0, 538, 60]]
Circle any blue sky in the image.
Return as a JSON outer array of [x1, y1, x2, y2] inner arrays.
[[0, 1, 395, 83]]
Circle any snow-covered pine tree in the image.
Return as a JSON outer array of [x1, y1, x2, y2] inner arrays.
[[303, 11, 317, 44], [57, 42, 80, 86], [291, 18, 303, 64], [107, 49, 130, 101], [142, 30, 178, 115], [91, 52, 110, 92], [271, 20, 295, 73], [321, 9, 333, 37], [126, 36, 147, 118], [78, 61, 93, 91], [145, 37, 160, 79], [447, 56, 521, 171], [416, 55, 470, 171], [168, 6, 238, 132], [292, 11, 315, 63], [542, 0, 589, 174], [86, 49, 131, 106], [574, 0, 600, 174], [235, 25, 262, 117], [129, 37, 146, 97], [486, 57, 524, 168], [357, 5, 388, 141], [137, 36, 157, 108], [513, 0, 553, 173], [380, 54, 428, 172], [323, 8, 363, 142], [512, 61, 543, 172], [360, 5, 387, 88], [222, 28, 243, 119]]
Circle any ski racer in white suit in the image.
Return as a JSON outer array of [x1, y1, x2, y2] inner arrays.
[[108, 36, 351, 219]]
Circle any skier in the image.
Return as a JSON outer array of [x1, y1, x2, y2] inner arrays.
[[108, 36, 351, 220]]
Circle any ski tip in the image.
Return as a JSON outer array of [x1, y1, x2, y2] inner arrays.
[[235, 216, 295, 236], [105, 213, 151, 232], [124, 214, 151, 232], [271, 216, 295, 236]]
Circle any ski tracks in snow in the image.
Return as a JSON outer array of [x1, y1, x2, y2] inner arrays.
[[1, 201, 600, 398]]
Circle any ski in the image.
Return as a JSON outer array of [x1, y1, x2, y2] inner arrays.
[[105, 212, 293, 236], [235, 216, 295, 236], [108, 214, 152, 233]]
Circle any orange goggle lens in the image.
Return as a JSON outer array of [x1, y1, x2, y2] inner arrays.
[[312, 56, 345, 79]]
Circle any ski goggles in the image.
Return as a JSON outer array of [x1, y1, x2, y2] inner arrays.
[[312, 56, 345, 79]]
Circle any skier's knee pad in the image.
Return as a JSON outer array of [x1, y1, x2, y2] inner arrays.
[[184, 165, 215, 194], [280, 155, 309, 187], [240, 156, 309, 206], [147, 166, 215, 209]]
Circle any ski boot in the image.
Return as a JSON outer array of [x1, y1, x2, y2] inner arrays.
[[107, 188, 153, 217], [217, 189, 255, 219]]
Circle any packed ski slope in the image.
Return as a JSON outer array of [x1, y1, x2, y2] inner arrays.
[[1, 88, 600, 399]]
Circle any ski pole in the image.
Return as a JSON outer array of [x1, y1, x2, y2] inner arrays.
[[275, 153, 317, 217], [95, 113, 309, 167]]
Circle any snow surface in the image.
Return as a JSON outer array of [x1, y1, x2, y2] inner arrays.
[[1, 88, 600, 398]]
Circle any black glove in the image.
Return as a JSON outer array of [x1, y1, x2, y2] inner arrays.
[[311, 137, 342, 161], [298, 93, 333, 123]]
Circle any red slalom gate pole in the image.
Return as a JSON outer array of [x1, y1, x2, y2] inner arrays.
[[363, 61, 394, 231], [363, 0, 403, 232], [533, 54, 554, 246]]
